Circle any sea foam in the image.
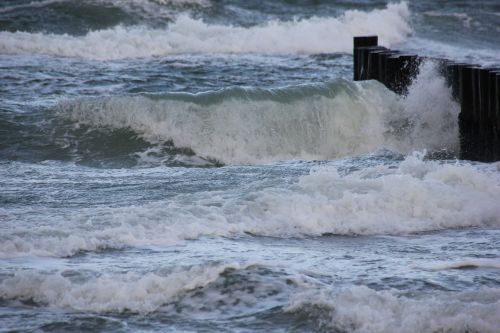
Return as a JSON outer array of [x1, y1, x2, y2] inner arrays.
[[2, 152, 499, 258]]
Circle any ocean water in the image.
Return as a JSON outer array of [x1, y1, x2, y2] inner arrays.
[[1, 1, 500, 332]]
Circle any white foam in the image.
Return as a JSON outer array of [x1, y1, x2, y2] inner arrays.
[[0, 2, 411, 59], [236, 152, 500, 236], [286, 286, 500, 333], [2, 153, 500, 258]]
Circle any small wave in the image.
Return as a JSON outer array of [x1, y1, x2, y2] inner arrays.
[[0, 2, 411, 59], [0, 262, 302, 316], [0, 262, 239, 313]]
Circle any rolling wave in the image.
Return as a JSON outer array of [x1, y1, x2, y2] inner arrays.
[[55, 62, 458, 165], [286, 286, 500, 333], [0, 62, 458, 167], [2, 262, 499, 332], [2, 151, 500, 258]]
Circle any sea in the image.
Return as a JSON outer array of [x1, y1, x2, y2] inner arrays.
[[1, 1, 500, 332]]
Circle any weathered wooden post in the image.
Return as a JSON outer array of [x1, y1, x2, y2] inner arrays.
[[397, 54, 420, 95], [491, 71, 500, 160], [459, 65, 481, 160], [377, 50, 399, 86], [384, 54, 401, 91], [367, 48, 387, 80], [445, 63, 468, 101], [478, 68, 493, 160], [353, 36, 378, 81]]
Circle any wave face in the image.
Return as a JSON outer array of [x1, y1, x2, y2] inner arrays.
[[0, 2, 411, 59], [51, 62, 458, 166]]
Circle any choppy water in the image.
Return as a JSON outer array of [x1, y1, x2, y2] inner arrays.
[[1, 1, 500, 332]]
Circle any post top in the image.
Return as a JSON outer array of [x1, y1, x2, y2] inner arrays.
[[353, 36, 378, 48]]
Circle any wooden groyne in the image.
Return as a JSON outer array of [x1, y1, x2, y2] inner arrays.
[[353, 36, 500, 162]]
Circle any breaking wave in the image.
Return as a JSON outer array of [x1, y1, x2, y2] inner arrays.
[[0, 2, 411, 59], [1, 263, 499, 333], [286, 286, 500, 333], [2, 152, 500, 258], [54, 62, 459, 165]]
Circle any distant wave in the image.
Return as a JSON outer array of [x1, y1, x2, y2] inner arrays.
[[0, 2, 411, 59]]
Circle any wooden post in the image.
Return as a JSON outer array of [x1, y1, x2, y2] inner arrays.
[[446, 63, 468, 101], [398, 54, 420, 95], [496, 73, 500, 131], [459, 65, 481, 160], [487, 69, 500, 128], [353, 36, 378, 81], [367, 48, 387, 80], [493, 72, 500, 160], [377, 50, 399, 86], [384, 55, 401, 91], [478, 68, 492, 160]]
